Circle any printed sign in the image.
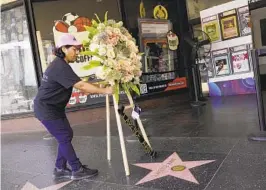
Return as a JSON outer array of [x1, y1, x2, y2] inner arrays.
[[53, 13, 101, 77], [153, 5, 168, 19], [141, 77, 187, 94]]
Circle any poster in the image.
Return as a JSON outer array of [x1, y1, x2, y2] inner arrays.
[[202, 15, 221, 42], [212, 49, 230, 76], [53, 13, 100, 78], [219, 9, 239, 40], [237, 6, 251, 36]]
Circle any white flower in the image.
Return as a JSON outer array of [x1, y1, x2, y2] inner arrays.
[[113, 28, 121, 35], [105, 59, 116, 67], [91, 56, 103, 62], [130, 52, 137, 59], [97, 23, 105, 30], [109, 80, 115, 86], [117, 21, 123, 27], [107, 49, 116, 59], [98, 47, 107, 56], [89, 44, 99, 52], [120, 35, 127, 41]]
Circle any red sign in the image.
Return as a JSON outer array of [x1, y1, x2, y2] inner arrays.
[[165, 77, 187, 91]]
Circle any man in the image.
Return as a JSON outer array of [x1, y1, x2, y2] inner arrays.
[[34, 33, 112, 180]]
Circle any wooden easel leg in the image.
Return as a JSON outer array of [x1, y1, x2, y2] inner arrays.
[[112, 95, 130, 176], [106, 95, 111, 161], [126, 94, 151, 147]]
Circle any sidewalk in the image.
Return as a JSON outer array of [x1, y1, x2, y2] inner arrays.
[[2, 94, 265, 190]]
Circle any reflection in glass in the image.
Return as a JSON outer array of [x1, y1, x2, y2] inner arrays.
[[0, 6, 38, 115]]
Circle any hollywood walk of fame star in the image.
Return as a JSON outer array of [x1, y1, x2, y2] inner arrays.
[[21, 180, 72, 190], [133, 152, 215, 185]]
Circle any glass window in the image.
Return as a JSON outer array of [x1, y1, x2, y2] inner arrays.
[[32, 0, 122, 107], [186, 0, 232, 20], [0, 6, 38, 115], [1, 0, 17, 6], [120, 0, 188, 95]]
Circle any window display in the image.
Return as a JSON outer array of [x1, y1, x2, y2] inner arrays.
[[32, 0, 121, 107], [186, 0, 232, 20], [1, 6, 38, 115], [143, 39, 175, 83]]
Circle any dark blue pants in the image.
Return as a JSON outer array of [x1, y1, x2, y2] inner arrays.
[[41, 118, 81, 171]]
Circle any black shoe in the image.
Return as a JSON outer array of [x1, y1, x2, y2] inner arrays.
[[71, 165, 98, 180], [53, 167, 72, 179]]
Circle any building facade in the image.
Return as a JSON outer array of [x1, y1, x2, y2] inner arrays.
[[1, 0, 264, 118]]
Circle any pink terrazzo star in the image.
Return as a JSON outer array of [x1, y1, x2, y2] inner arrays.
[[133, 152, 215, 185]]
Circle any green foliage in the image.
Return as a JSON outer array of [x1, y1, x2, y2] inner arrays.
[[82, 60, 102, 70]]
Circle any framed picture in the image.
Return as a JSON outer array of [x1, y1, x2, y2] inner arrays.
[[231, 50, 250, 73], [212, 49, 231, 76], [237, 6, 251, 36], [202, 15, 221, 42], [219, 9, 240, 40], [230, 44, 250, 74]]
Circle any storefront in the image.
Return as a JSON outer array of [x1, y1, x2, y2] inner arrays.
[[186, 0, 265, 96], [1, 0, 264, 118], [1, 0, 194, 118]]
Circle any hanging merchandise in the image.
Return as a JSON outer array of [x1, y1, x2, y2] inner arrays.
[[153, 5, 168, 19], [167, 30, 179, 51], [139, 0, 146, 18]]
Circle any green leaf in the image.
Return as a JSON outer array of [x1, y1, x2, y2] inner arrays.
[[84, 26, 94, 32], [104, 11, 108, 25], [138, 52, 144, 56], [96, 80, 108, 85], [129, 83, 140, 96], [114, 83, 120, 104], [103, 65, 108, 71], [82, 61, 102, 70], [84, 26, 98, 38], [122, 83, 130, 97], [82, 40, 90, 46], [94, 13, 101, 23], [91, 19, 98, 27], [81, 77, 89, 82], [80, 51, 99, 56]]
